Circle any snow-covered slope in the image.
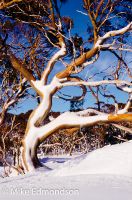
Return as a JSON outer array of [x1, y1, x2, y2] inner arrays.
[[1, 141, 132, 200], [54, 140, 132, 177]]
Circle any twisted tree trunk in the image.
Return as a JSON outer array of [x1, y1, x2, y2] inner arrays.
[[7, 22, 132, 173], [20, 76, 132, 172]]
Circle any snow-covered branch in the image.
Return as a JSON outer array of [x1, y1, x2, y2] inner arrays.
[[95, 22, 132, 48], [41, 41, 67, 85], [22, 106, 132, 171], [28, 77, 131, 128], [57, 23, 132, 79], [60, 79, 132, 88]]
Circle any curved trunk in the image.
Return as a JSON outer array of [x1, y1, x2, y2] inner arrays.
[[20, 78, 132, 172], [21, 132, 42, 171], [21, 107, 132, 172]]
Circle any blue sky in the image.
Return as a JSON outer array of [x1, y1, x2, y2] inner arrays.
[[60, 0, 89, 37], [9, 0, 131, 114]]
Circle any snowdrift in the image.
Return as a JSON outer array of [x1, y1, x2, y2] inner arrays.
[[1, 140, 132, 200], [54, 140, 132, 177]]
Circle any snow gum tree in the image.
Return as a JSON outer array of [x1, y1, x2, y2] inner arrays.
[[0, 0, 132, 173]]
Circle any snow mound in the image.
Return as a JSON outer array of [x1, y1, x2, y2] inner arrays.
[[1, 141, 132, 200], [54, 140, 132, 177]]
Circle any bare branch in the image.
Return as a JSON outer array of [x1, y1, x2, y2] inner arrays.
[[0, 0, 22, 9], [9, 53, 36, 83], [112, 123, 132, 134]]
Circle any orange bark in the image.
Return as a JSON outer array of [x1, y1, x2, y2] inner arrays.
[[108, 114, 132, 122], [57, 47, 98, 78]]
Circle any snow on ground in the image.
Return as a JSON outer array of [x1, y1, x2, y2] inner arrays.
[[53, 140, 132, 177], [1, 141, 132, 200]]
